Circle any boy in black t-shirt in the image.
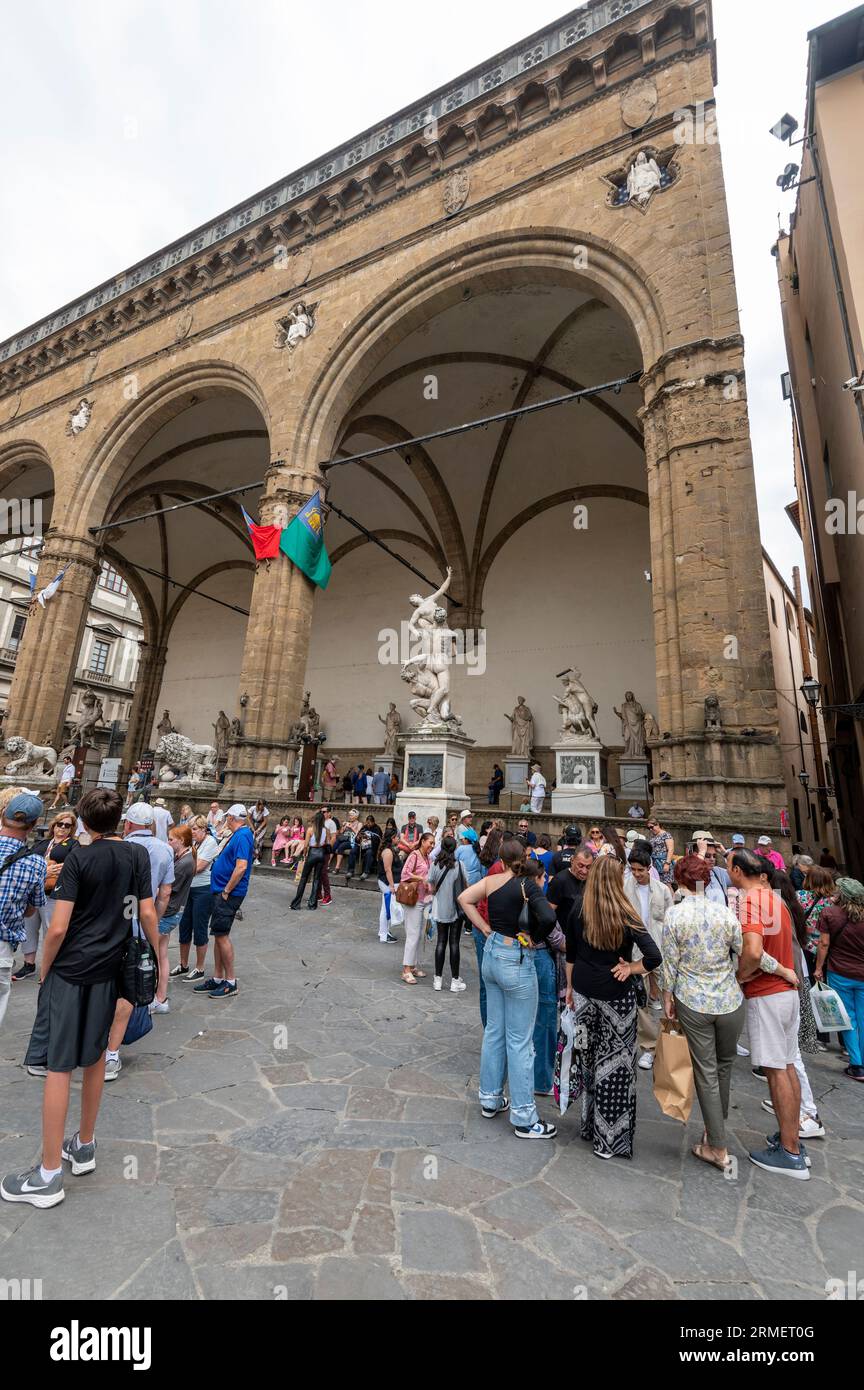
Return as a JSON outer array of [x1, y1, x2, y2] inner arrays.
[[1, 789, 158, 1210]]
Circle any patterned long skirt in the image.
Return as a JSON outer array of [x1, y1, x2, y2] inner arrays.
[[572, 988, 639, 1159]]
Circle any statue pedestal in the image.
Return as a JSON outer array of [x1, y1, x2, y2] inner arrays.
[[617, 757, 650, 801], [395, 728, 474, 828], [504, 756, 530, 792], [551, 741, 613, 818]]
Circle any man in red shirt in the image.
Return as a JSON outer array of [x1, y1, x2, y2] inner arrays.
[[730, 849, 808, 1180]]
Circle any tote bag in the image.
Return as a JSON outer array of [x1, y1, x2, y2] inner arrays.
[[653, 1019, 695, 1123]]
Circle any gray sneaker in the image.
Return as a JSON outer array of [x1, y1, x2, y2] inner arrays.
[[62, 1131, 96, 1176], [749, 1143, 810, 1180], [0, 1164, 65, 1208], [104, 1055, 122, 1082], [27, 1064, 48, 1077]]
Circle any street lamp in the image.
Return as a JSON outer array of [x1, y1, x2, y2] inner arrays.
[[798, 769, 810, 790], [800, 676, 821, 708]]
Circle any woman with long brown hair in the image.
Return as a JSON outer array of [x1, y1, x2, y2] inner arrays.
[[564, 855, 661, 1159]]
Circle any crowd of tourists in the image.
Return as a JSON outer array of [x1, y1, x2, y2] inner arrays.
[[2, 772, 862, 1209]]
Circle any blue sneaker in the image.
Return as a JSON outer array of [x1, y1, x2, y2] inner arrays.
[[209, 981, 238, 998], [749, 1143, 810, 1179], [193, 977, 220, 993], [766, 1132, 811, 1167]]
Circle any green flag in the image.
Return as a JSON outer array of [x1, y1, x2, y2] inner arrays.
[[280, 490, 331, 589]]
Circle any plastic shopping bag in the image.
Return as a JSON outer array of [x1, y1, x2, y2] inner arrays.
[[653, 1019, 695, 1124], [553, 1007, 583, 1115], [389, 896, 405, 927], [809, 982, 852, 1032]]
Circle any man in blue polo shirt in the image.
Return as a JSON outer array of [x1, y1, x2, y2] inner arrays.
[[194, 804, 253, 999]]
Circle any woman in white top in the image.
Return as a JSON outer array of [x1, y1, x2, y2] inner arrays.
[[175, 816, 221, 981], [528, 763, 546, 814]]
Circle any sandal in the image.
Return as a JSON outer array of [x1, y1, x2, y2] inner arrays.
[[401, 970, 417, 985], [691, 1142, 732, 1173], [411, 968, 427, 979]]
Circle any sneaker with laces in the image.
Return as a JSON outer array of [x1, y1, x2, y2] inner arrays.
[[380, 934, 397, 944], [750, 1143, 810, 1179], [0, 1165, 64, 1208], [481, 1098, 510, 1119], [185, 969, 205, 982], [799, 1114, 826, 1139], [27, 1064, 48, 1077], [433, 976, 443, 991], [194, 977, 220, 993], [149, 1000, 170, 1014], [61, 1131, 96, 1176], [169, 964, 188, 978], [450, 979, 467, 992], [736, 1043, 750, 1057], [638, 1051, 654, 1070], [104, 1055, 122, 1082], [515, 1121, 557, 1140], [765, 1132, 811, 1166], [209, 980, 238, 998], [11, 961, 36, 981]]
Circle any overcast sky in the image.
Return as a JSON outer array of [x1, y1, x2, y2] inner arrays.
[[0, 0, 844, 587]]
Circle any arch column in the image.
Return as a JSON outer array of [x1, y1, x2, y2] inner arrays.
[[121, 638, 168, 777], [223, 457, 325, 799], [4, 531, 101, 753], [641, 338, 785, 828]]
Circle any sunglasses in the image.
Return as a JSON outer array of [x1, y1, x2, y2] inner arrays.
[[589, 830, 603, 838], [56, 822, 75, 829]]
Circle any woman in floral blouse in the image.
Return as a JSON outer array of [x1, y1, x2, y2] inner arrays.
[[796, 865, 836, 969], [661, 855, 797, 1173]]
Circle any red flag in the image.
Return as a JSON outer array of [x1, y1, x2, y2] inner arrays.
[[241, 506, 281, 561]]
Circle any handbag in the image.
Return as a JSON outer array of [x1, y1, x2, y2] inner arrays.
[[809, 982, 852, 1032], [119, 923, 157, 1007], [395, 879, 419, 907], [653, 1019, 695, 1123], [122, 1003, 154, 1046], [553, 1007, 584, 1114]]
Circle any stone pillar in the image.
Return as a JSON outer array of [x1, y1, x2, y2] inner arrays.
[[640, 339, 785, 833], [121, 638, 168, 776], [3, 532, 100, 754], [223, 460, 324, 799]]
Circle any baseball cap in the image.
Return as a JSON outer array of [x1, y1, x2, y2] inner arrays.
[[4, 792, 44, 826], [564, 825, 581, 841], [226, 803, 248, 818], [731, 834, 746, 846], [757, 836, 772, 846], [126, 802, 154, 826]]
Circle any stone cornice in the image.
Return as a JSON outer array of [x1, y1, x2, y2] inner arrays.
[[0, 2, 713, 388]]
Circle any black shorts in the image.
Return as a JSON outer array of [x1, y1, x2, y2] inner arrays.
[[210, 891, 244, 936], [24, 971, 119, 1073]]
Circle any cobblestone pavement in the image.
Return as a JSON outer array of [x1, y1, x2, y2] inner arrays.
[[1, 875, 863, 1301]]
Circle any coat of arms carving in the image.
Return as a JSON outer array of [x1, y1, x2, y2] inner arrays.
[[443, 170, 470, 217]]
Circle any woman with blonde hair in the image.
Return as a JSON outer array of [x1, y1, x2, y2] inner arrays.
[[152, 823, 196, 1012], [174, 815, 220, 981], [564, 855, 661, 1159]]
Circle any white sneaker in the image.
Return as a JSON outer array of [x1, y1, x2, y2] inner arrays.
[[649, 997, 663, 1011], [737, 1043, 750, 1057], [450, 979, 467, 992], [433, 977, 443, 992], [638, 1051, 654, 1071], [104, 1055, 122, 1082], [799, 1114, 826, 1139], [149, 1000, 170, 1014]]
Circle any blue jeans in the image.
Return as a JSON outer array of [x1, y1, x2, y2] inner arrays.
[[828, 969, 864, 1068], [532, 947, 558, 1093], [472, 928, 487, 1026], [479, 935, 539, 1129]]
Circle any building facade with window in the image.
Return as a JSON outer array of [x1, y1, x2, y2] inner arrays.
[[773, 4, 864, 876], [0, 548, 143, 757], [762, 550, 839, 863]]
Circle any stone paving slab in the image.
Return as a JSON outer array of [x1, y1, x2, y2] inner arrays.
[[2, 876, 864, 1301]]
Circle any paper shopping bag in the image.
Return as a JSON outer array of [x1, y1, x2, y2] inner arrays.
[[653, 1019, 695, 1124]]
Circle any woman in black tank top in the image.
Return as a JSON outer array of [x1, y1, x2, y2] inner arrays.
[[459, 840, 558, 1141]]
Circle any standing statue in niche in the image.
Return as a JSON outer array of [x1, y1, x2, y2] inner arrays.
[[505, 697, 534, 758], [379, 703, 402, 757], [704, 695, 723, 732], [212, 710, 231, 761], [157, 710, 175, 741], [613, 691, 647, 759]]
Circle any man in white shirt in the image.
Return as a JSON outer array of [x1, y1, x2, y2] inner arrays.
[[624, 843, 673, 1071], [51, 756, 76, 808], [528, 763, 546, 814], [151, 798, 174, 843]]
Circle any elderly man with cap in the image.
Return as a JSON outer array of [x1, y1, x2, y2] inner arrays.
[[457, 809, 479, 844], [0, 792, 47, 1032], [756, 836, 786, 873], [193, 804, 253, 1000], [102, 802, 174, 1079]]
